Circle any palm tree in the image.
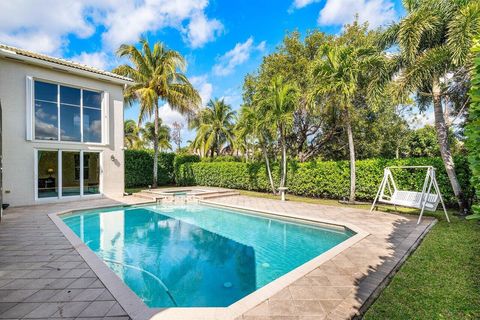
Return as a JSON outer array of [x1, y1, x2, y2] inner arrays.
[[236, 103, 277, 194], [190, 98, 236, 157], [124, 119, 140, 149], [260, 76, 296, 189], [113, 39, 200, 187], [141, 121, 172, 151], [312, 44, 385, 202], [380, 0, 480, 211]]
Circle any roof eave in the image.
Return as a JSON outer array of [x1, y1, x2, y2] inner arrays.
[[0, 49, 134, 86]]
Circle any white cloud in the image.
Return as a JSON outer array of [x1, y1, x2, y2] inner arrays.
[[291, 0, 320, 10], [184, 13, 223, 48], [98, 0, 223, 50], [158, 103, 186, 128], [69, 51, 110, 70], [157, 74, 214, 145], [158, 103, 194, 145], [0, 0, 222, 55], [190, 75, 213, 105], [0, 0, 95, 54], [213, 37, 266, 76], [318, 0, 397, 29]]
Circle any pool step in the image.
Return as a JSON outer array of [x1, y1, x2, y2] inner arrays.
[[132, 192, 163, 200], [132, 189, 240, 201], [197, 191, 240, 199]]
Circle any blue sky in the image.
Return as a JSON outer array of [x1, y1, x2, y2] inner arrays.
[[0, 0, 412, 145]]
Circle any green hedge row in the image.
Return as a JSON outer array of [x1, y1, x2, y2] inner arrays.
[[173, 154, 200, 184], [466, 39, 480, 217], [177, 156, 473, 207], [125, 150, 175, 187]]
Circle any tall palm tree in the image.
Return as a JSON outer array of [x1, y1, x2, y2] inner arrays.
[[141, 121, 172, 151], [237, 103, 277, 194], [380, 0, 480, 211], [124, 119, 140, 149], [113, 39, 200, 187], [190, 98, 236, 157], [260, 76, 297, 189], [312, 44, 385, 202]]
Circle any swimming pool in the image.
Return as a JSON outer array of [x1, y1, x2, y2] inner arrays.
[[61, 204, 354, 308]]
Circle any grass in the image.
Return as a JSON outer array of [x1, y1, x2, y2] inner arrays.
[[237, 189, 452, 216], [125, 187, 144, 194], [364, 216, 480, 320], [238, 190, 480, 320]]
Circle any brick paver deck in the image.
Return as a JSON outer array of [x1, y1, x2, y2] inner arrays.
[[204, 196, 434, 320], [0, 194, 435, 320], [0, 197, 144, 320]]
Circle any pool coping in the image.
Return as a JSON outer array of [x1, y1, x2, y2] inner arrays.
[[49, 201, 369, 320]]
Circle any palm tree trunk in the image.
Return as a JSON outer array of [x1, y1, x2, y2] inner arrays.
[[280, 130, 287, 188], [261, 142, 276, 194], [432, 79, 466, 213], [152, 100, 159, 188], [345, 109, 356, 203]]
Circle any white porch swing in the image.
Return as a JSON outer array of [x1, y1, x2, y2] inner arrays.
[[370, 166, 450, 224]]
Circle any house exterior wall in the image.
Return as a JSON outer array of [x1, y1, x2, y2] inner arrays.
[[0, 58, 125, 206]]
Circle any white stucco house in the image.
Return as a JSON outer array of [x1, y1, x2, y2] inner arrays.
[[0, 44, 132, 207]]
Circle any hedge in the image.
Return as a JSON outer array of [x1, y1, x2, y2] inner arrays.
[[177, 156, 473, 207], [173, 154, 200, 184], [466, 38, 480, 217], [200, 155, 242, 162], [125, 150, 175, 187]]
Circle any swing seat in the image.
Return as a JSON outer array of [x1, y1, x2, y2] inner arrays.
[[370, 166, 450, 224], [380, 190, 440, 212]]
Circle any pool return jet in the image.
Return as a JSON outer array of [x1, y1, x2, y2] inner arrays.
[[370, 166, 450, 224]]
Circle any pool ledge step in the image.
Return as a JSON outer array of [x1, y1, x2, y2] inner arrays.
[[132, 189, 240, 201]]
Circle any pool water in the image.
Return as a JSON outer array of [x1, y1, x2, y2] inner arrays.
[[62, 204, 354, 308], [162, 190, 189, 195]]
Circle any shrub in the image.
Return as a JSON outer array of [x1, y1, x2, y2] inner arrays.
[[466, 38, 480, 219], [173, 154, 200, 185], [124, 150, 175, 187], [177, 157, 472, 207], [201, 155, 242, 162]]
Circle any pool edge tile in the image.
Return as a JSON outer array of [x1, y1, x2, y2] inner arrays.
[[49, 199, 370, 320]]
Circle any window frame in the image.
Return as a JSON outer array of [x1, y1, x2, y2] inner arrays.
[[32, 78, 105, 145], [34, 148, 103, 201]]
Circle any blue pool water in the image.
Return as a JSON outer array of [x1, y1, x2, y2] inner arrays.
[[61, 204, 354, 308]]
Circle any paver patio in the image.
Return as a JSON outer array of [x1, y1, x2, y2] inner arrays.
[[0, 192, 434, 320]]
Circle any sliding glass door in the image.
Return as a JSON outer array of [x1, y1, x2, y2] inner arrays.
[[37, 151, 58, 198], [83, 152, 100, 195], [36, 150, 101, 199], [62, 151, 81, 196]]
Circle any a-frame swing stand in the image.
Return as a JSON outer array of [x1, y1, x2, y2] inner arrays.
[[370, 166, 450, 224]]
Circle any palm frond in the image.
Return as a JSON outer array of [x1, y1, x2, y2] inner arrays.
[[447, 1, 480, 65], [398, 8, 441, 63], [397, 46, 452, 94]]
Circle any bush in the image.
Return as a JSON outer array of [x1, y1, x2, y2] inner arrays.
[[177, 157, 472, 207], [201, 155, 242, 162], [173, 154, 200, 185], [466, 38, 480, 218], [125, 150, 175, 187]]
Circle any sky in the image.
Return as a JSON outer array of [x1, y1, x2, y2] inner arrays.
[[0, 0, 421, 145]]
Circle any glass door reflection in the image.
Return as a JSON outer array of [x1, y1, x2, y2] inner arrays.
[[62, 151, 81, 196], [37, 151, 58, 198], [84, 152, 100, 195]]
